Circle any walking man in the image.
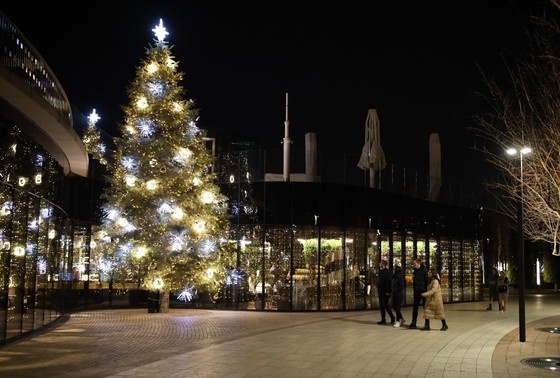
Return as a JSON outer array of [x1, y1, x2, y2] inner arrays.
[[376, 260, 395, 325], [408, 258, 428, 329]]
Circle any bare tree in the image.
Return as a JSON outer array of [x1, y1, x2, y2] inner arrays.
[[473, 3, 560, 256]]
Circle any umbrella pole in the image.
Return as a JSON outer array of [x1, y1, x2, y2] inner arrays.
[[369, 168, 375, 188]]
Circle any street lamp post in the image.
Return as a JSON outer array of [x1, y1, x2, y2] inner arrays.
[[506, 146, 531, 343]]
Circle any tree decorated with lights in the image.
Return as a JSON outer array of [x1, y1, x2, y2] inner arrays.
[[99, 19, 232, 312], [82, 109, 107, 165]]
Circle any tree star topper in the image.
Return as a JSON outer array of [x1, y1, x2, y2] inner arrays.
[[88, 109, 100, 125], [152, 19, 169, 42]]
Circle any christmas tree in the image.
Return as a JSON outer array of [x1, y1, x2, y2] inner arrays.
[[82, 109, 107, 165], [99, 19, 232, 312]]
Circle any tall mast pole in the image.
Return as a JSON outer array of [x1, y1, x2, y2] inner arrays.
[[283, 92, 291, 182]]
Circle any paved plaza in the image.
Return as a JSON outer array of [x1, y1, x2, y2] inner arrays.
[[0, 291, 559, 377]]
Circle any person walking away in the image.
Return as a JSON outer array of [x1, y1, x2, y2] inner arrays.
[[391, 265, 405, 327], [486, 267, 499, 310], [376, 260, 395, 325], [408, 258, 428, 329], [497, 270, 509, 312], [420, 269, 448, 331]]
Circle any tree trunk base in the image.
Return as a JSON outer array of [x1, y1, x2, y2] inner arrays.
[[159, 290, 170, 313]]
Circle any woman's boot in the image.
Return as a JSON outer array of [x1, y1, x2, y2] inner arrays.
[[441, 319, 448, 331], [420, 320, 431, 331]]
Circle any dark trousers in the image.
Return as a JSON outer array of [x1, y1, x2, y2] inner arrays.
[[392, 294, 404, 321], [379, 294, 394, 321], [411, 291, 426, 325]]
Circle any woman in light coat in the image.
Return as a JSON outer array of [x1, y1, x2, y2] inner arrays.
[[420, 269, 448, 331]]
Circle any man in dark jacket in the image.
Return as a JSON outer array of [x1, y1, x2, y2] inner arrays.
[[376, 260, 395, 325], [408, 258, 428, 329]]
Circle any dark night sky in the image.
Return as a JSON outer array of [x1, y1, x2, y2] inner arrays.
[[0, 1, 547, 182]]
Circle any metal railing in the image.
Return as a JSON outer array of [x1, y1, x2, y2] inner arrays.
[[0, 10, 72, 127], [214, 149, 482, 209]]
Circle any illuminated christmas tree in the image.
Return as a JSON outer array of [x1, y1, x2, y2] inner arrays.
[[99, 19, 232, 312], [82, 109, 107, 165]]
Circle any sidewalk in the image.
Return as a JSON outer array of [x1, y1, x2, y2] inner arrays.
[[0, 292, 559, 377]]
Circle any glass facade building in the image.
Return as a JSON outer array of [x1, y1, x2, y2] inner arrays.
[[218, 180, 482, 311], [0, 10, 89, 344]]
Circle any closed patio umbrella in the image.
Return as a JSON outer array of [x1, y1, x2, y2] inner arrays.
[[358, 109, 386, 188]]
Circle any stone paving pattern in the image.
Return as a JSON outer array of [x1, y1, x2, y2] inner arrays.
[[0, 292, 559, 377]]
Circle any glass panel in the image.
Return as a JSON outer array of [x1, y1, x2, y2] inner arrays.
[[72, 227, 89, 291], [390, 233, 401, 269], [344, 228, 366, 310], [233, 225, 263, 309], [294, 225, 319, 310], [440, 238, 451, 303], [416, 236, 427, 266], [473, 241, 483, 300], [367, 230, 381, 309], [34, 200, 50, 329], [0, 185, 13, 343], [403, 233, 414, 306], [289, 227, 308, 311], [6, 191, 28, 340], [428, 237, 439, 272], [319, 227, 343, 310], [22, 196, 40, 333], [462, 241, 480, 301], [267, 227, 291, 311], [451, 240, 462, 302]]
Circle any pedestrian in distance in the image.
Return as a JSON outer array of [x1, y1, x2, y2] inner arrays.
[[420, 268, 449, 331], [391, 265, 406, 328], [408, 258, 428, 329], [376, 260, 395, 325], [497, 270, 510, 312], [486, 267, 499, 311]]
